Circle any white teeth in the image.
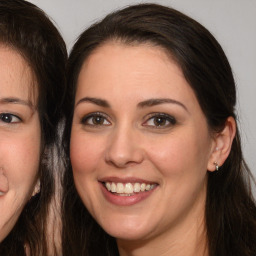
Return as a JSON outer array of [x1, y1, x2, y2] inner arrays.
[[145, 184, 151, 191], [124, 183, 133, 193], [134, 183, 141, 192], [104, 182, 156, 194], [110, 183, 116, 192], [106, 182, 111, 191], [0, 191, 4, 196], [116, 183, 124, 193]]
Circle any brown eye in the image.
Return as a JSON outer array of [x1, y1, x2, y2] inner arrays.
[[143, 113, 176, 128], [81, 113, 111, 126], [92, 116, 105, 125], [153, 116, 168, 126]]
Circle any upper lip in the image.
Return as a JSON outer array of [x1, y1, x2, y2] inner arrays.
[[99, 176, 158, 184]]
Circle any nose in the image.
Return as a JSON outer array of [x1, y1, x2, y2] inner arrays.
[[105, 125, 144, 168]]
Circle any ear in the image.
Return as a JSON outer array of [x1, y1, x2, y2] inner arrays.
[[207, 116, 236, 172]]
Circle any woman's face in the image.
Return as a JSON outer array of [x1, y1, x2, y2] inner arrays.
[[0, 46, 41, 241], [71, 42, 216, 243]]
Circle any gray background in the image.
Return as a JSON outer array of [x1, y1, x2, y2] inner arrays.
[[29, 0, 256, 178]]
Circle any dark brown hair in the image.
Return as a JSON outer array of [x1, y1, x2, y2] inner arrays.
[[0, 0, 67, 255], [62, 3, 256, 256]]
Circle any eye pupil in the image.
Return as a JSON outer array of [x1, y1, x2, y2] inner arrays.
[[154, 117, 166, 126], [93, 116, 104, 125], [0, 114, 12, 123]]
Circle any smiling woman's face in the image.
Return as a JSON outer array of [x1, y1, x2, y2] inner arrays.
[[0, 46, 41, 241], [70, 42, 216, 244]]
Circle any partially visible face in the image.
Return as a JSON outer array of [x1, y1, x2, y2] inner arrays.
[[0, 46, 41, 241], [70, 42, 216, 244]]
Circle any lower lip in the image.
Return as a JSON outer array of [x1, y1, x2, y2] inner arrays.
[[100, 182, 157, 206]]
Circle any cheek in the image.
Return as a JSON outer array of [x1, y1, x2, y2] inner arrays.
[[70, 131, 103, 177], [0, 134, 40, 191], [146, 128, 212, 178], [0, 129, 41, 240], [145, 131, 211, 220], [70, 131, 104, 214]]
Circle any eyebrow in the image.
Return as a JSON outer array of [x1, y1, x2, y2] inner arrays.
[[138, 98, 188, 112], [76, 97, 188, 112], [0, 97, 34, 109], [76, 97, 110, 108]]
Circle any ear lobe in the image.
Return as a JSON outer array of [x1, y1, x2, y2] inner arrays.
[[207, 116, 236, 172]]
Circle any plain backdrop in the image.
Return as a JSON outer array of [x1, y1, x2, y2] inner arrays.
[[29, 0, 256, 179]]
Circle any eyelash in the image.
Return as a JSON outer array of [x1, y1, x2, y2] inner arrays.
[[0, 113, 22, 124], [81, 112, 176, 129], [143, 113, 176, 129]]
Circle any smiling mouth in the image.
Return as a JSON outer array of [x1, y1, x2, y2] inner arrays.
[[103, 182, 157, 196]]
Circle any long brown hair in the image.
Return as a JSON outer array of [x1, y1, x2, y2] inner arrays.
[[0, 0, 67, 255], [62, 3, 256, 255]]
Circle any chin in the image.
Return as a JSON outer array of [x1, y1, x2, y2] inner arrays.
[[107, 229, 148, 241], [99, 217, 153, 241]]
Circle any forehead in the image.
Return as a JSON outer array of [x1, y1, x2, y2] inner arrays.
[[76, 42, 198, 105], [0, 45, 37, 104], [79, 43, 177, 87]]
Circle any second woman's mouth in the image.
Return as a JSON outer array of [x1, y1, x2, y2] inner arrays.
[[104, 182, 157, 195], [99, 179, 159, 206]]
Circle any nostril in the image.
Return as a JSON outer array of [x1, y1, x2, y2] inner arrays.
[[105, 158, 142, 168]]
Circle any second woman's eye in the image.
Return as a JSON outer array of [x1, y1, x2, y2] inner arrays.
[[81, 113, 111, 126], [143, 113, 176, 128], [0, 113, 21, 124]]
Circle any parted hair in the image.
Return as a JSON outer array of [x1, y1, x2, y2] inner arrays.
[[0, 0, 67, 255], [62, 3, 256, 256]]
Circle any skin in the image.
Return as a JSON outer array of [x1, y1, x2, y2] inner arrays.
[[0, 45, 41, 242], [70, 42, 230, 256]]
